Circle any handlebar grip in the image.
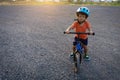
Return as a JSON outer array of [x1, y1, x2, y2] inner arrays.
[[90, 32, 95, 35], [63, 31, 66, 34], [92, 32, 95, 35]]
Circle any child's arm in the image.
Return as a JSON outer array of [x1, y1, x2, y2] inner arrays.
[[88, 27, 93, 34], [87, 21, 93, 34], [65, 26, 73, 34]]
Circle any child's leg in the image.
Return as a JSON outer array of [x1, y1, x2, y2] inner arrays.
[[70, 37, 77, 56], [73, 45, 76, 53], [83, 45, 88, 56], [80, 38, 89, 58], [70, 45, 76, 56], [83, 45, 90, 60]]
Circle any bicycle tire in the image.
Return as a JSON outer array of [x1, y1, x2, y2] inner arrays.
[[76, 53, 80, 73], [73, 52, 81, 73]]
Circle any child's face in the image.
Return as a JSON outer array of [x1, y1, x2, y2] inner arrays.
[[77, 13, 86, 22]]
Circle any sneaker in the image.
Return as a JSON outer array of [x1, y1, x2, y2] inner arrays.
[[70, 52, 74, 57], [84, 55, 90, 61]]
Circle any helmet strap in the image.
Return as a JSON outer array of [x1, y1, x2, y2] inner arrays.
[[77, 20, 85, 25]]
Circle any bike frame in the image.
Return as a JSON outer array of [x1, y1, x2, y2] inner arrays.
[[74, 35, 84, 65], [75, 37, 84, 54]]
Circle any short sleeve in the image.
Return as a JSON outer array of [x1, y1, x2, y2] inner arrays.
[[71, 21, 77, 29], [86, 21, 91, 29]]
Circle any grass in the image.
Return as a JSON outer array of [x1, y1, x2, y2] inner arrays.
[[0, 1, 120, 6]]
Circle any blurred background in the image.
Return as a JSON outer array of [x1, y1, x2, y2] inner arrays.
[[0, 0, 120, 6]]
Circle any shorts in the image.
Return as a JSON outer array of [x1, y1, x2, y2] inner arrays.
[[73, 37, 88, 46]]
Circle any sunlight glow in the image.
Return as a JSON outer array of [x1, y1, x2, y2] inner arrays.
[[36, 0, 60, 2]]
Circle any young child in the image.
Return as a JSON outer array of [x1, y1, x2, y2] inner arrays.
[[65, 7, 93, 60]]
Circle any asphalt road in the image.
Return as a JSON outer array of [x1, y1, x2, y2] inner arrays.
[[0, 5, 120, 80]]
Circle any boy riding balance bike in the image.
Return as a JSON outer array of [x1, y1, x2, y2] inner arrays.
[[65, 7, 94, 73]]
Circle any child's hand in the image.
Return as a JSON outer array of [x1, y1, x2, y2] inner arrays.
[[65, 30, 70, 34], [65, 26, 72, 34], [89, 31, 93, 35]]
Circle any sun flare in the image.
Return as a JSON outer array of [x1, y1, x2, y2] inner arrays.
[[36, 0, 60, 2]]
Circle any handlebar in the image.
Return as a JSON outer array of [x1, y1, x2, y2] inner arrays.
[[64, 32, 95, 35]]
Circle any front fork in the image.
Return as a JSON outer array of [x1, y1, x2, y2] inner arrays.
[[73, 50, 82, 65]]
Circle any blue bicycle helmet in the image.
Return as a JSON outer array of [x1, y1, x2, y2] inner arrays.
[[76, 7, 90, 18]]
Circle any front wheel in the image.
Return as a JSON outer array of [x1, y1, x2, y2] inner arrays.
[[73, 52, 81, 73]]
